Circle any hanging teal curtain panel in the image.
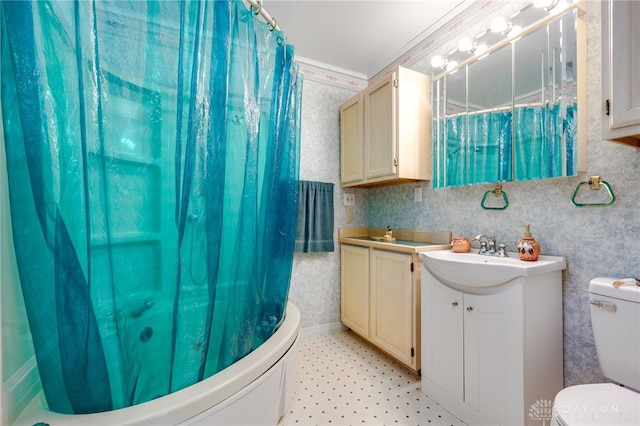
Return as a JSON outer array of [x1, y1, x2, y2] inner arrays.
[[295, 181, 334, 253], [565, 103, 577, 176], [433, 114, 468, 189], [1, 0, 301, 415], [467, 111, 512, 185], [514, 106, 546, 180], [514, 102, 576, 180], [434, 102, 577, 187]]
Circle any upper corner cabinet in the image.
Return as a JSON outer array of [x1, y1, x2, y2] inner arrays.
[[602, 0, 640, 147], [340, 67, 431, 188]]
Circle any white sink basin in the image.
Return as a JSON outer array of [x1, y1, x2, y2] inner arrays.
[[419, 250, 566, 293]]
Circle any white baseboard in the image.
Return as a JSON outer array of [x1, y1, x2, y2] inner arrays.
[[300, 322, 347, 339]]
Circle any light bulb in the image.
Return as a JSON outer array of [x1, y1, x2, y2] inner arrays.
[[445, 60, 458, 72], [511, 25, 523, 36], [490, 16, 512, 34], [430, 55, 447, 69], [534, 0, 559, 10], [457, 37, 476, 53], [475, 43, 488, 56]]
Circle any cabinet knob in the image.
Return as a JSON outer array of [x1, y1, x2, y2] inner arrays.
[[466, 306, 473, 312], [452, 302, 458, 306]]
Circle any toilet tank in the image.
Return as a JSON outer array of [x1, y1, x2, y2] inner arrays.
[[589, 277, 640, 391]]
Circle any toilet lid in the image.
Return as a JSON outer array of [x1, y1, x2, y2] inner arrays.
[[554, 383, 640, 426]]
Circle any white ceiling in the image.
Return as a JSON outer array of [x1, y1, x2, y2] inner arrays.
[[263, 0, 477, 78]]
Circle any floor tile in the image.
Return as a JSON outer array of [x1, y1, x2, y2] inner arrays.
[[279, 330, 466, 426]]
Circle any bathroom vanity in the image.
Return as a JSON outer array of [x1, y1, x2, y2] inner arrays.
[[420, 250, 566, 425], [338, 228, 451, 373]]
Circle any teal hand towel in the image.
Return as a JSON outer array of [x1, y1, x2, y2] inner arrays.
[[295, 181, 334, 252]]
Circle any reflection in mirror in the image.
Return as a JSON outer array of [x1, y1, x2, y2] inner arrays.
[[432, 2, 583, 189], [434, 68, 467, 187], [513, 10, 578, 181], [467, 43, 512, 185]]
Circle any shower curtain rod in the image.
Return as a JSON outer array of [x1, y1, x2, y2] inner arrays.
[[444, 100, 563, 119], [246, 0, 279, 31]]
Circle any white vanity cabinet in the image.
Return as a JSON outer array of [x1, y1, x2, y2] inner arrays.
[[340, 66, 431, 187], [421, 259, 564, 425], [602, 0, 640, 147]]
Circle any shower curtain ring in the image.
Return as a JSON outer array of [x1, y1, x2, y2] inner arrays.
[[251, 0, 262, 15], [268, 18, 277, 31]]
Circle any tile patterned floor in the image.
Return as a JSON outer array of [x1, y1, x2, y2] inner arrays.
[[279, 330, 466, 426]]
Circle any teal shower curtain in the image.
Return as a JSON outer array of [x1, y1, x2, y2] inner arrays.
[[433, 103, 577, 188], [433, 112, 511, 188], [1, 0, 301, 415]]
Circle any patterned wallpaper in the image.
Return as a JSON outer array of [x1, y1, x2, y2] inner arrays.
[[289, 0, 640, 387]]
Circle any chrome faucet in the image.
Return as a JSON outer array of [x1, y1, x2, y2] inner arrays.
[[473, 234, 496, 255]]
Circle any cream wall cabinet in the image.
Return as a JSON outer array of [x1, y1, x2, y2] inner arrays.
[[602, 0, 640, 147], [340, 245, 420, 372], [421, 266, 563, 425], [340, 67, 431, 187]]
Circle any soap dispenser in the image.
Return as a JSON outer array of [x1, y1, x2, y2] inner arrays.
[[517, 224, 540, 261]]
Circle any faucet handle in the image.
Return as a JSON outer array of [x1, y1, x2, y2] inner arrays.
[[478, 241, 488, 255], [497, 242, 517, 257]]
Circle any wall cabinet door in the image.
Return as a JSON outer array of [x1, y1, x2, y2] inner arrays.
[[364, 74, 396, 180], [369, 249, 413, 366], [340, 95, 364, 183], [340, 244, 369, 336], [602, 0, 640, 146]]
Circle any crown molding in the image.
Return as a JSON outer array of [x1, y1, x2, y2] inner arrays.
[[295, 55, 367, 91]]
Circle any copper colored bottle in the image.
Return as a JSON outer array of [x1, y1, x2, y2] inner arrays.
[[517, 224, 540, 261]]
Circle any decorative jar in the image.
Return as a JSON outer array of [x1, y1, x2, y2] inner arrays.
[[452, 237, 471, 253]]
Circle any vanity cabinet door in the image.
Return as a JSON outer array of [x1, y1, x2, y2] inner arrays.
[[369, 249, 414, 366], [602, 0, 640, 146], [340, 94, 364, 184], [340, 244, 369, 336], [463, 285, 524, 425], [422, 278, 463, 399]]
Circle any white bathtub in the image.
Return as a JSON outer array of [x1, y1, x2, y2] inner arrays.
[[14, 302, 300, 426]]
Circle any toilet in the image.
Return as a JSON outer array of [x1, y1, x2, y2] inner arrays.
[[552, 277, 640, 425]]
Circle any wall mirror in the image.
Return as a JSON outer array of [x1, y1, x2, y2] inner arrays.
[[432, 1, 585, 188]]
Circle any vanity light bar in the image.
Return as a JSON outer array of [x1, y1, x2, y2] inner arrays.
[[430, 0, 576, 72], [430, 0, 579, 76]]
